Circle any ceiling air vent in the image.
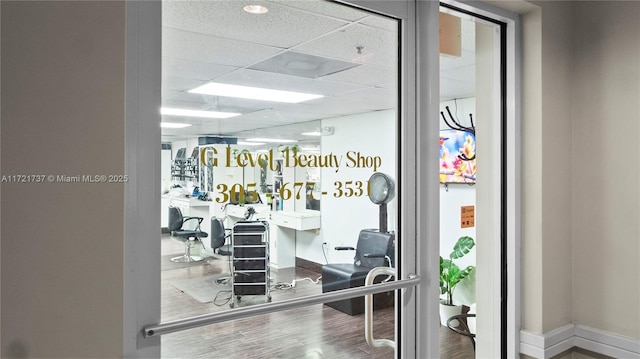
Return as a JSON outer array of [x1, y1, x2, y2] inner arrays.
[[249, 51, 360, 78]]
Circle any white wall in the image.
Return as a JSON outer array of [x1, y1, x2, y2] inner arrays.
[[440, 185, 476, 268], [520, 1, 545, 335], [515, 0, 640, 350], [1, 2, 125, 356], [539, 1, 575, 333], [571, 1, 640, 340], [440, 184, 476, 305], [295, 110, 397, 264], [518, 0, 576, 336]]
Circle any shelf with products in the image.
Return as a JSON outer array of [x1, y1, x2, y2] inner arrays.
[[171, 157, 198, 181], [171, 147, 200, 182], [271, 158, 284, 208]]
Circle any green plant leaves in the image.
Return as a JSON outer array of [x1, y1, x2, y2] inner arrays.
[[440, 236, 476, 305], [450, 236, 475, 259]]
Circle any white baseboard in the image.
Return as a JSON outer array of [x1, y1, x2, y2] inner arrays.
[[520, 324, 575, 359], [520, 324, 640, 359]]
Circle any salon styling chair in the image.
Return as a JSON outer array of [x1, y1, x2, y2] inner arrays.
[[210, 217, 232, 256], [321, 229, 395, 315], [168, 206, 208, 262]]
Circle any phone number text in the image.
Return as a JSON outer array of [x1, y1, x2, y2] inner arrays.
[[214, 181, 371, 204]]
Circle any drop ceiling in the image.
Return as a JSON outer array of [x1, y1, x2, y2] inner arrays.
[[161, 0, 476, 144]]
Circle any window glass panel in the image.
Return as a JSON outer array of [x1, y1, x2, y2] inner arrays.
[[161, 1, 398, 356]]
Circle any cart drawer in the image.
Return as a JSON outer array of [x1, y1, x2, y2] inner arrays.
[[234, 259, 266, 270], [234, 272, 266, 284], [234, 246, 266, 258], [234, 234, 264, 245], [233, 222, 268, 233], [234, 284, 266, 295]]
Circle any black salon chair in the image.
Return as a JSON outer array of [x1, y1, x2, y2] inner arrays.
[[321, 229, 395, 315], [210, 217, 232, 256], [168, 206, 208, 262]]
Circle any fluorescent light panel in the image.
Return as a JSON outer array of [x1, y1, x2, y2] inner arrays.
[[189, 83, 324, 104], [161, 122, 192, 128], [246, 138, 298, 143], [160, 107, 241, 119], [301, 131, 322, 136], [237, 141, 265, 146]]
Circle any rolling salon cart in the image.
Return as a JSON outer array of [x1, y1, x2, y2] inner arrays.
[[230, 221, 271, 308]]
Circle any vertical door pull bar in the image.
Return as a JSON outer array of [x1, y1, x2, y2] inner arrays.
[[364, 267, 399, 349]]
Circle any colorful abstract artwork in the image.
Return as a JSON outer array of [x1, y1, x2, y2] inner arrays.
[[439, 129, 476, 184]]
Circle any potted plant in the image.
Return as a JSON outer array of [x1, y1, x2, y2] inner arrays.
[[439, 235, 475, 325]]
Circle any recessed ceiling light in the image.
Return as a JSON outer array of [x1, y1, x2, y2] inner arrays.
[[188, 83, 324, 104], [243, 5, 268, 14], [160, 107, 241, 119], [161, 122, 192, 129], [246, 138, 298, 143], [301, 131, 322, 136]]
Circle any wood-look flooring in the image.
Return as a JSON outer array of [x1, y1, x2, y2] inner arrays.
[[161, 236, 475, 358]]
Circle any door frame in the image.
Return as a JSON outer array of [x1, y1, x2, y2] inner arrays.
[[123, 1, 162, 357], [123, 1, 429, 358], [440, 1, 522, 357], [122, 1, 521, 358]]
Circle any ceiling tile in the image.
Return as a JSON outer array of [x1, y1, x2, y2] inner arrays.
[[321, 63, 396, 88], [267, 0, 368, 22], [163, 57, 237, 81], [163, 28, 282, 67], [162, 89, 182, 101], [294, 23, 398, 68], [163, 0, 348, 49], [359, 14, 399, 32], [440, 49, 475, 71], [441, 79, 475, 101], [161, 1, 476, 142], [162, 74, 207, 93], [440, 64, 475, 83]]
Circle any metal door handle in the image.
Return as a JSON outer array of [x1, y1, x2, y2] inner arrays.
[[364, 267, 398, 349]]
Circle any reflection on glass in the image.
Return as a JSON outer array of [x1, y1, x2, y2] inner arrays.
[[160, 3, 398, 350]]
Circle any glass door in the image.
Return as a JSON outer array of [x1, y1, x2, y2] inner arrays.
[[149, 1, 430, 358]]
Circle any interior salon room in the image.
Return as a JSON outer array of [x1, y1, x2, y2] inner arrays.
[[159, 2, 478, 358], [159, 3, 401, 357], [3, 0, 640, 358]]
